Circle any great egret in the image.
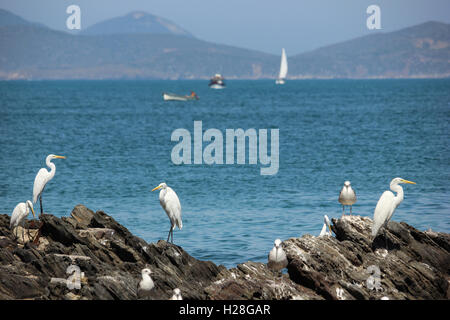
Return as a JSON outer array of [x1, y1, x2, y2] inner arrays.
[[10, 200, 35, 241], [170, 288, 183, 300], [151, 182, 182, 243], [371, 177, 416, 242], [137, 268, 154, 299], [267, 238, 288, 271], [339, 180, 357, 216], [33, 154, 66, 215], [319, 215, 332, 237]]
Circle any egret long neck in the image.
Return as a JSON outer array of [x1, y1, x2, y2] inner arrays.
[[46, 156, 56, 180], [390, 184, 404, 208], [159, 188, 167, 200]]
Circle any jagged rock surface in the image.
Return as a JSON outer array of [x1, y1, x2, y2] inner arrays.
[[283, 215, 450, 300], [0, 206, 448, 300], [0, 205, 223, 300]]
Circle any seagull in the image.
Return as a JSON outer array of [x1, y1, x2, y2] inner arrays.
[[169, 288, 183, 300], [319, 215, 332, 237], [10, 200, 36, 241], [267, 239, 288, 272], [339, 181, 357, 216], [137, 268, 154, 299]]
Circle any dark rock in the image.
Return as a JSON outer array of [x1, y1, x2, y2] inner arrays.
[[70, 205, 94, 228], [284, 215, 450, 300], [204, 261, 323, 300], [40, 214, 89, 247], [0, 209, 448, 300], [0, 209, 223, 300]]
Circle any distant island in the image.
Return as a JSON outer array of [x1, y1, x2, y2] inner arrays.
[[0, 9, 449, 80]]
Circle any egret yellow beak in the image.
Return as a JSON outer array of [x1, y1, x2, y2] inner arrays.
[[31, 207, 36, 218], [54, 155, 66, 159], [402, 179, 416, 184], [151, 185, 162, 192]]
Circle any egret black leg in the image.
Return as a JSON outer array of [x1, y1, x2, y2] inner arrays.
[[21, 220, 25, 243], [167, 226, 171, 242], [384, 228, 388, 250], [341, 205, 345, 217], [26, 220, 32, 242], [39, 195, 43, 216], [350, 206, 353, 215], [171, 229, 174, 243], [32, 221, 43, 245]]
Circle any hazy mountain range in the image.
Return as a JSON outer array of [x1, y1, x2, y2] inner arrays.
[[80, 11, 193, 37], [0, 9, 449, 80]]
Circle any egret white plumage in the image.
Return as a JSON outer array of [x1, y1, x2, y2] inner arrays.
[[33, 154, 66, 215], [10, 200, 36, 241], [319, 215, 332, 237], [151, 182, 182, 243], [338, 180, 357, 216], [170, 288, 183, 300], [267, 238, 288, 272], [371, 177, 416, 243]]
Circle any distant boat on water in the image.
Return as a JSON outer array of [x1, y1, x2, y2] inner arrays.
[[209, 74, 225, 89], [275, 48, 288, 85], [163, 91, 199, 101]]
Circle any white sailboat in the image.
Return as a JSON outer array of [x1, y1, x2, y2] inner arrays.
[[276, 48, 288, 84]]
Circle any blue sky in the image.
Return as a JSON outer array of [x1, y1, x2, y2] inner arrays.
[[1, 0, 449, 55]]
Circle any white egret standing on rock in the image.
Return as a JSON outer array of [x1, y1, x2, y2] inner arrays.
[[151, 182, 182, 243], [33, 154, 66, 215], [267, 239, 288, 272], [339, 181, 357, 216], [10, 200, 36, 241], [319, 215, 332, 237], [170, 288, 183, 300], [371, 178, 416, 245]]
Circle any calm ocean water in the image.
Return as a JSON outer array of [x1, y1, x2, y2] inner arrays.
[[0, 79, 449, 267]]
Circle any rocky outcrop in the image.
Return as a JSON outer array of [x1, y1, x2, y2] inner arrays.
[[0, 205, 448, 300], [0, 205, 223, 300], [284, 216, 450, 300]]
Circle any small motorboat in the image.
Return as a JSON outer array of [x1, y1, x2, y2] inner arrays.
[[209, 74, 225, 89], [163, 91, 199, 101]]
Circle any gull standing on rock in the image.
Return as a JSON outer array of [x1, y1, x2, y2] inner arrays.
[[138, 268, 154, 298], [372, 178, 416, 245], [151, 182, 182, 243], [33, 154, 66, 215], [339, 181, 357, 216], [10, 200, 36, 241], [319, 215, 332, 237], [267, 239, 288, 272], [170, 288, 183, 300]]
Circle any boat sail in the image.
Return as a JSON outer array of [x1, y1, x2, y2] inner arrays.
[[276, 48, 288, 84]]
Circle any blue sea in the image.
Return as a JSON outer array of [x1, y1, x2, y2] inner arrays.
[[0, 79, 449, 268]]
